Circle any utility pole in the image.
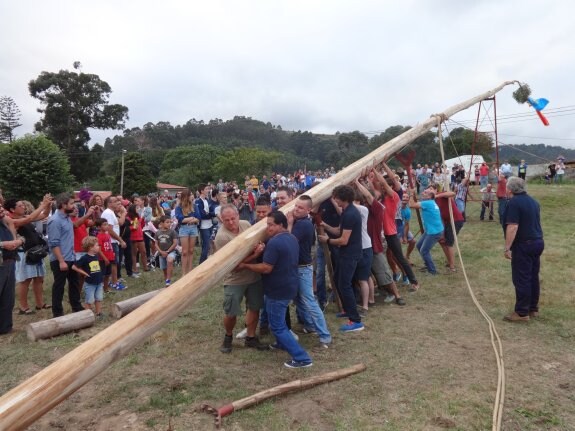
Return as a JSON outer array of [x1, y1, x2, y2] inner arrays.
[[120, 150, 127, 196]]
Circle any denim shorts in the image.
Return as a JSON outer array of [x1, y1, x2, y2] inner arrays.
[[84, 282, 104, 304], [178, 224, 198, 237], [111, 243, 120, 265], [159, 251, 177, 269]]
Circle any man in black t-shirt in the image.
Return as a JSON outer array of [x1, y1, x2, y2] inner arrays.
[[318, 185, 364, 333]]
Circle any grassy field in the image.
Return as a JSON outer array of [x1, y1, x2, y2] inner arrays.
[[1, 183, 574, 430]]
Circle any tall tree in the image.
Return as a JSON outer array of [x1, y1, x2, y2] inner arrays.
[[114, 152, 156, 197], [0, 135, 73, 203], [0, 96, 22, 143], [28, 64, 129, 180]]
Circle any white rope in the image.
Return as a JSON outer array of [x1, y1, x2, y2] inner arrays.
[[435, 115, 506, 431]]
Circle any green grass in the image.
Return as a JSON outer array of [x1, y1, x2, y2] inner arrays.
[[1, 184, 575, 430]]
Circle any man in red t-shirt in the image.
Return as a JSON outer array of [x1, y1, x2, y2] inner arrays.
[[371, 163, 419, 292], [355, 176, 405, 306]]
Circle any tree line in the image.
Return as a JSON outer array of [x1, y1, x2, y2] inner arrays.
[[0, 62, 526, 202]]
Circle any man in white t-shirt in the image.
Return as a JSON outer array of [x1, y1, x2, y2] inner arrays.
[[101, 196, 127, 289]]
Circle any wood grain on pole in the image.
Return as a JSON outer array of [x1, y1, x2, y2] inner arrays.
[[26, 310, 95, 342], [0, 81, 516, 431], [111, 289, 163, 319]]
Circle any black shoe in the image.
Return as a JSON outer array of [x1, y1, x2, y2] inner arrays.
[[245, 336, 271, 351], [220, 334, 233, 353]]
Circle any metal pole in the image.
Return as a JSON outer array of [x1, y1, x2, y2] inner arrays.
[[120, 150, 127, 196]]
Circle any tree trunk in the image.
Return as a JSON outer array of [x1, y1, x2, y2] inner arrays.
[[111, 290, 163, 319], [0, 81, 516, 431], [26, 310, 95, 342]]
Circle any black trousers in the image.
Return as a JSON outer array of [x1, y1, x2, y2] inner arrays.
[[385, 234, 418, 284], [0, 262, 16, 334], [50, 260, 83, 317]]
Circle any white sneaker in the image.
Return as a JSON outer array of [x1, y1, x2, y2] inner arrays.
[[290, 329, 299, 341], [384, 294, 395, 303], [236, 328, 248, 339]]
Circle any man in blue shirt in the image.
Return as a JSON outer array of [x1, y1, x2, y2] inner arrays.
[[503, 177, 544, 322], [318, 185, 364, 333], [288, 196, 332, 348], [410, 187, 444, 275], [47, 193, 83, 317], [239, 211, 313, 368]]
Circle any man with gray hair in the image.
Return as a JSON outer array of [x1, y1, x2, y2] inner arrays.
[[214, 204, 268, 353], [502, 177, 544, 322]]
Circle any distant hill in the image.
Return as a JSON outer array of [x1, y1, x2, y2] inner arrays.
[[494, 144, 575, 165]]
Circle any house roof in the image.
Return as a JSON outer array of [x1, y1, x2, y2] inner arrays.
[[156, 182, 187, 190]]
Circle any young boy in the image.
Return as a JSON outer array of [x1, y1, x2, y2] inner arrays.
[[155, 215, 178, 287], [72, 237, 104, 317], [94, 218, 120, 292]]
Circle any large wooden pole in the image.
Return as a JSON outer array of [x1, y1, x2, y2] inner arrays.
[[0, 81, 516, 430]]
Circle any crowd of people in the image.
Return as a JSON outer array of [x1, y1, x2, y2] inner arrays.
[[0, 157, 547, 369]]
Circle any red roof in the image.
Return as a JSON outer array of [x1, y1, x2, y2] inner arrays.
[[156, 182, 187, 190]]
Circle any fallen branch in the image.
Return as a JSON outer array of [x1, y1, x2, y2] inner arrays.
[[200, 363, 367, 428]]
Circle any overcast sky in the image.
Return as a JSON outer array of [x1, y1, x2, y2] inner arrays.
[[1, 0, 574, 153]]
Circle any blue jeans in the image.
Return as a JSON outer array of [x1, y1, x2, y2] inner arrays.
[[315, 242, 326, 307], [480, 176, 488, 188], [455, 198, 465, 215], [266, 297, 312, 363], [295, 265, 331, 344], [199, 227, 212, 264], [498, 198, 507, 226], [416, 232, 443, 274]]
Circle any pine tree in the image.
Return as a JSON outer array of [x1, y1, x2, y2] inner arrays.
[[0, 96, 22, 143]]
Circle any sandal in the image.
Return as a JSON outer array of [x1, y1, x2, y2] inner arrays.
[[408, 284, 420, 293], [35, 304, 52, 310], [18, 308, 35, 315]]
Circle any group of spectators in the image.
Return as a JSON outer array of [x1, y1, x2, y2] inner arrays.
[[0, 156, 547, 370]]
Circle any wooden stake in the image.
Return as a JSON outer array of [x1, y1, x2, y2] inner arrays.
[[0, 81, 516, 431]]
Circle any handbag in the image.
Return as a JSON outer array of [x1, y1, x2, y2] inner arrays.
[[25, 243, 49, 264]]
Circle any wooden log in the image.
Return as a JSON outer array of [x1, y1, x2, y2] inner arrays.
[[26, 310, 95, 342], [201, 363, 367, 428], [111, 289, 163, 319], [0, 81, 516, 431]]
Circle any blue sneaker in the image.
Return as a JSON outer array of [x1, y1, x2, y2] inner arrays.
[[339, 320, 365, 332], [393, 273, 402, 282], [284, 360, 313, 369], [403, 275, 410, 285], [115, 282, 127, 291]]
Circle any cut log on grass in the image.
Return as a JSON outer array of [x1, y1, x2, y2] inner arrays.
[[200, 363, 367, 429], [111, 289, 163, 319], [0, 81, 516, 431], [26, 310, 95, 342]]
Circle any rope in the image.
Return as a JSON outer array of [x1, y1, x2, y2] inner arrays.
[[435, 118, 506, 431]]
